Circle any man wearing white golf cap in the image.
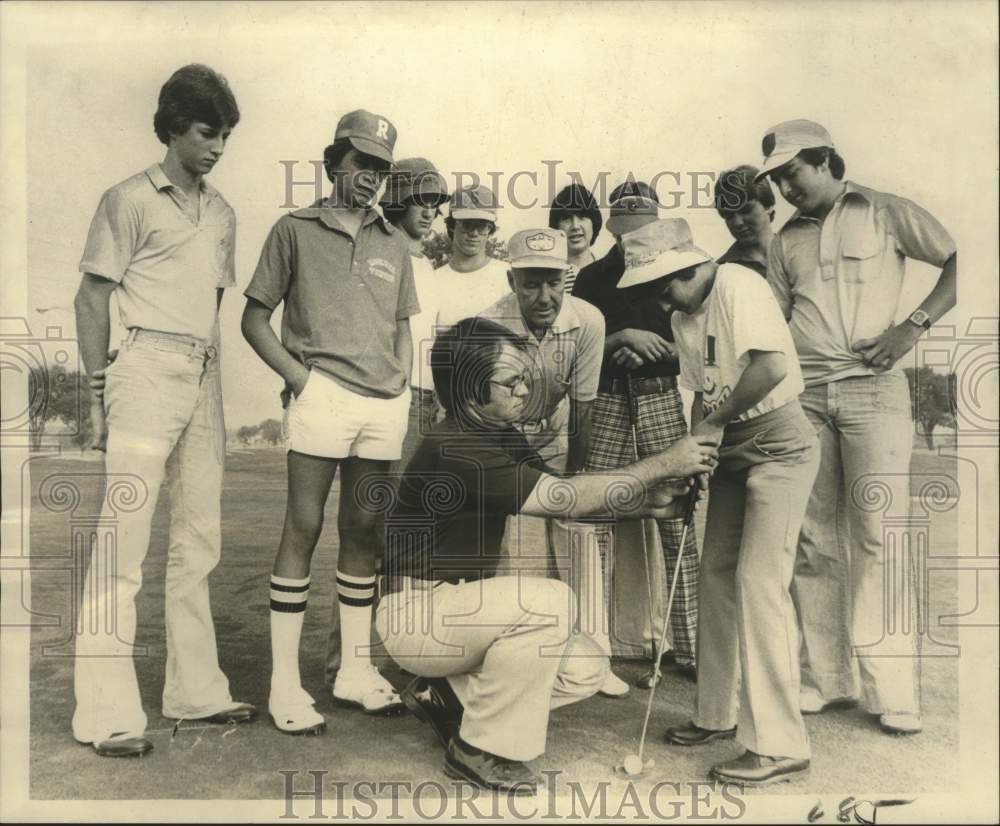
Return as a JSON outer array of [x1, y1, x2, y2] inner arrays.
[[479, 228, 621, 694], [759, 119, 957, 736], [618, 218, 819, 786]]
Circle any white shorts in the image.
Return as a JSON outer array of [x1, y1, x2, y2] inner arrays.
[[283, 369, 410, 460]]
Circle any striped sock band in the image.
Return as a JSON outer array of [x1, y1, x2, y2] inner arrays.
[[336, 570, 376, 608], [270, 574, 310, 613]]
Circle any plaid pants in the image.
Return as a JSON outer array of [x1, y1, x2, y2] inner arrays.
[[586, 387, 699, 665]]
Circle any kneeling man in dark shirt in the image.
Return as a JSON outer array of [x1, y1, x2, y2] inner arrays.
[[376, 316, 718, 794]]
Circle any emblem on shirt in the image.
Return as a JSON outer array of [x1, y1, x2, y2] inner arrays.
[[525, 232, 555, 252], [704, 335, 717, 366], [368, 258, 398, 283]]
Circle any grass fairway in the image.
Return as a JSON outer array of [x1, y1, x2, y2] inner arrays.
[[27, 445, 960, 804]]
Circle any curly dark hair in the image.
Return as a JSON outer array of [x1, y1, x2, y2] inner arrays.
[[153, 64, 239, 146]]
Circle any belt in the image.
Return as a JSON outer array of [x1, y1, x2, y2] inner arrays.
[[127, 328, 218, 361], [388, 573, 491, 593], [410, 386, 437, 401], [598, 375, 677, 396]]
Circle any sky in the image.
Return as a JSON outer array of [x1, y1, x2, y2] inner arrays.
[[6, 0, 998, 428]]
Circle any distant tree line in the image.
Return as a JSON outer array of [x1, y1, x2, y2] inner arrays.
[[24, 361, 958, 452]]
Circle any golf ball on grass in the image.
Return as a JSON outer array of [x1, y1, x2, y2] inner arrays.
[[623, 755, 644, 775]]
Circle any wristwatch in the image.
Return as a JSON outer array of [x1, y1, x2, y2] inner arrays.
[[907, 309, 932, 330]]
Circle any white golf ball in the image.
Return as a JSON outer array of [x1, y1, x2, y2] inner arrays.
[[623, 755, 643, 776]]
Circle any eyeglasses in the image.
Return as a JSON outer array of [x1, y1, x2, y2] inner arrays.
[[455, 220, 494, 236], [489, 371, 531, 395]]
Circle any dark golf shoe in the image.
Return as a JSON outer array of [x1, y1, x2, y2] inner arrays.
[[401, 677, 463, 748], [164, 701, 258, 725], [664, 721, 736, 746], [92, 733, 154, 758], [444, 738, 539, 796], [709, 750, 810, 786]]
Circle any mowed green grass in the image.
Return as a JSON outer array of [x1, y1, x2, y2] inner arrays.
[[26, 446, 960, 802]]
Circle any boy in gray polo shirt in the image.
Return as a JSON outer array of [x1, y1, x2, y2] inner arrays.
[[243, 110, 418, 732]]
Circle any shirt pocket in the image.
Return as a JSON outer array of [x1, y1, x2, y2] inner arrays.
[[838, 220, 881, 284]]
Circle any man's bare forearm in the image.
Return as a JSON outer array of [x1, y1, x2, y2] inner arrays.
[[74, 274, 115, 378], [917, 252, 956, 324], [241, 299, 307, 387], [395, 318, 413, 383], [521, 434, 717, 519], [703, 351, 785, 429]]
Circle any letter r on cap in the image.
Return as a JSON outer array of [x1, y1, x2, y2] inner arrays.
[[376, 119, 389, 139]]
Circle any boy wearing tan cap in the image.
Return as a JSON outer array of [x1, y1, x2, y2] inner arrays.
[[759, 119, 957, 736], [619, 218, 818, 786], [243, 109, 416, 732]]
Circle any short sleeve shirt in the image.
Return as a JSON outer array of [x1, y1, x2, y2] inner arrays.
[[478, 293, 605, 425], [433, 257, 512, 331], [245, 200, 418, 399], [672, 263, 804, 422], [767, 181, 956, 387], [79, 164, 236, 341], [572, 246, 679, 381], [408, 256, 511, 391], [407, 254, 439, 390], [717, 241, 768, 277], [383, 419, 548, 581]]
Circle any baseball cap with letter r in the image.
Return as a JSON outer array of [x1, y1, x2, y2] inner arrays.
[[334, 109, 397, 164], [755, 119, 834, 180]]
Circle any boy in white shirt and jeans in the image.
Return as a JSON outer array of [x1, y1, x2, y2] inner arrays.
[[618, 219, 819, 786]]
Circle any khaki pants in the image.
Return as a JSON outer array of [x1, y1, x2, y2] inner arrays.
[[693, 402, 819, 760], [72, 333, 233, 743], [376, 576, 607, 761]]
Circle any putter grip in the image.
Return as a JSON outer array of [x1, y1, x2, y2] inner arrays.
[[682, 486, 699, 524]]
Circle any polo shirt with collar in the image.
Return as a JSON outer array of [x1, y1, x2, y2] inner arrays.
[[246, 198, 419, 400], [478, 292, 605, 427], [717, 240, 768, 277], [79, 163, 236, 342], [768, 180, 955, 386]]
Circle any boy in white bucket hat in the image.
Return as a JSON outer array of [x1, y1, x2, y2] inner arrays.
[[620, 218, 819, 786]]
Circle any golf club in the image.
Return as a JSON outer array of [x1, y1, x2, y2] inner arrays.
[[621, 486, 699, 777]]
